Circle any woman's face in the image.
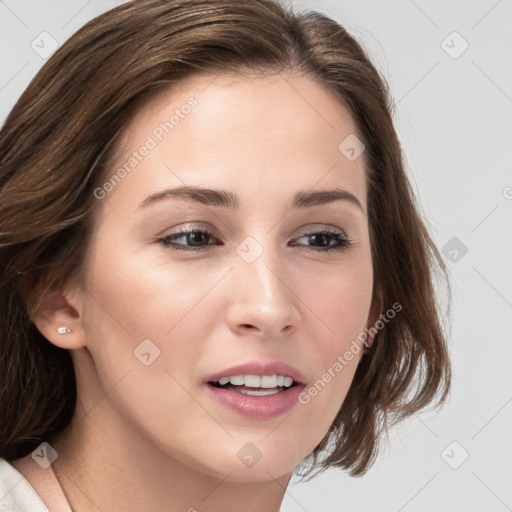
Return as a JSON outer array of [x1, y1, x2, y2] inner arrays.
[[71, 71, 374, 481]]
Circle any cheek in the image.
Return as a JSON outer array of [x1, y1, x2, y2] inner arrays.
[[296, 257, 373, 416], [77, 252, 217, 442], [83, 240, 212, 340], [299, 252, 373, 342], [79, 243, 228, 414]]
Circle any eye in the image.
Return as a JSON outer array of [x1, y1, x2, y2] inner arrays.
[[290, 228, 353, 253], [156, 226, 353, 253], [157, 228, 221, 252]]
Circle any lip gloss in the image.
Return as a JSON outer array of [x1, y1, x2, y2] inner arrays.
[[204, 383, 305, 420]]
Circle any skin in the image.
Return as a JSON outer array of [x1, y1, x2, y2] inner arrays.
[[13, 72, 378, 511]]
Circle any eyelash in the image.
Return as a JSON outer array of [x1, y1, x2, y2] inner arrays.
[[156, 227, 353, 253]]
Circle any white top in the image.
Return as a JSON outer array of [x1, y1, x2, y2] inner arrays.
[[0, 457, 49, 511]]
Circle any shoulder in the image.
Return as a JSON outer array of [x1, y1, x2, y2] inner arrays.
[[0, 456, 49, 511]]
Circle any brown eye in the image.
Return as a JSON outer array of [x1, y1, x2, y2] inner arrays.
[[290, 229, 353, 253], [158, 229, 220, 251]]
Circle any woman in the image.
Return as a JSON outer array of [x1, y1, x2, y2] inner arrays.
[[0, 0, 451, 510]]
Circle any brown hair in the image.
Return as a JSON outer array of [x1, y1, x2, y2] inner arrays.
[[0, 0, 451, 478]]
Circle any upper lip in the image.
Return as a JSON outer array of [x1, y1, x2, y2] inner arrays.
[[204, 360, 306, 385]]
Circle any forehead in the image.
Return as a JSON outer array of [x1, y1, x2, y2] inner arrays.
[[98, 71, 367, 213], [124, 71, 361, 149]]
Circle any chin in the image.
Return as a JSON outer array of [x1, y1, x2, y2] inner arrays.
[[176, 442, 300, 483]]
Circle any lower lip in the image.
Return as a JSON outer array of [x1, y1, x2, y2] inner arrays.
[[204, 383, 305, 420]]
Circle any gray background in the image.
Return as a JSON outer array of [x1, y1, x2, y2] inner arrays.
[[1, 1, 511, 511]]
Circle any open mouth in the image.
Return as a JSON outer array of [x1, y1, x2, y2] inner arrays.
[[204, 371, 305, 419]]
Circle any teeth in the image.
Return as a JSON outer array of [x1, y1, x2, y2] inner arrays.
[[216, 374, 295, 388], [244, 375, 261, 387], [261, 375, 277, 388]]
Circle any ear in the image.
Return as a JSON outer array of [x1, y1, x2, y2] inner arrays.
[[31, 286, 87, 350]]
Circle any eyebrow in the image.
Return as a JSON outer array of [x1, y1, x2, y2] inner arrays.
[[138, 186, 364, 212]]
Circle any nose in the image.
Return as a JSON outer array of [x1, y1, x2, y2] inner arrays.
[[225, 242, 300, 338]]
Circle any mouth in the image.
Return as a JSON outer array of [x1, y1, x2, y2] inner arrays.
[[207, 374, 299, 396], [203, 361, 306, 419]]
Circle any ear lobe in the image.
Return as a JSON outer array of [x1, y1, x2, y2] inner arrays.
[[31, 289, 86, 350]]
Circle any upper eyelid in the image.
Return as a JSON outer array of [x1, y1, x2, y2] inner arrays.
[[163, 225, 347, 239], [161, 221, 348, 235]]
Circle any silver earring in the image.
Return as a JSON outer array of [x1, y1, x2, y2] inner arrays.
[[57, 327, 72, 334]]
